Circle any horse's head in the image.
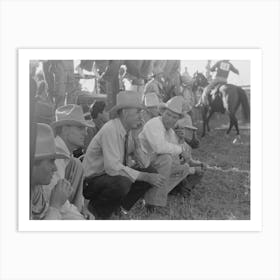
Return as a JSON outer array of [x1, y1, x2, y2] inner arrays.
[[192, 72, 208, 88]]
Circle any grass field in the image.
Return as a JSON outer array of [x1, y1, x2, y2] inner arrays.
[[127, 110, 250, 220]]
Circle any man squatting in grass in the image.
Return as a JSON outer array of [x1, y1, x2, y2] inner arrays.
[[138, 96, 205, 212], [82, 91, 166, 219]]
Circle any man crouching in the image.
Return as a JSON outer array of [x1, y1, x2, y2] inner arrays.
[[82, 91, 165, 219], [138, 96, 204, 211]]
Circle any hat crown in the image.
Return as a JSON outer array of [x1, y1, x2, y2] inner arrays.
[[165, 96, 185, 115], [143, 92, 160, 107], [55, 104, 85, 123], [110, 91, 144, 117], [35, 123, 57, 159]]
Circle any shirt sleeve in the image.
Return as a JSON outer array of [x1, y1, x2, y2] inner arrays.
[[230, 63, 239, 74], [100, 126, 140, 182], [210, 61, 219, 72], [141, 120, 183, 155]]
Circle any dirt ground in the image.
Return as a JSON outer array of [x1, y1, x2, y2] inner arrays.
[[127, 110, 250, 220]]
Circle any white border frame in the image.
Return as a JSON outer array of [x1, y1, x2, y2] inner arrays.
[[18, 48, 262, 232]]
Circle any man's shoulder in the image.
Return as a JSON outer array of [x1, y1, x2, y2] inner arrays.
[[143, 116, 162, 130], [98, 119, 122, 137], [97, 119, 113, 131], [145, 116, 161, 125]]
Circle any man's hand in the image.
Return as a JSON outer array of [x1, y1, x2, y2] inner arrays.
[[181, 149, 191, 162], [194, 166, 204, 176], [49, 179, 73, 209]]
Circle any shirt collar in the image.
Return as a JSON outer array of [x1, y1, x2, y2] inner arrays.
[[115, 118, 128, 138]]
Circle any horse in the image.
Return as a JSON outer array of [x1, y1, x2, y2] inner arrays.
[[192, 72, 250, 137]]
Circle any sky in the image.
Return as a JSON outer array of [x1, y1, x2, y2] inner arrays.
[[181, 60, 250, 86]]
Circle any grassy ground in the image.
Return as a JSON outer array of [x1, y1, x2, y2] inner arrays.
[[127, 110, 250, 220]]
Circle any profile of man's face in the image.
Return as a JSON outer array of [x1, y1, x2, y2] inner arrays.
[[123, 108, 143, 129], [33, 158, 57, 185], [162, 109, 181, 130], [147, 106, 159, 118], [65, 125, 87, 149]]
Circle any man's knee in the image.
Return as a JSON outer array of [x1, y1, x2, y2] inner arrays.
[[114, 176, 132, 197], [152, 154, 173, 177]]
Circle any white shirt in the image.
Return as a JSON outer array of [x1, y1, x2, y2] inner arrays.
[[83, 118, 140, 182], [138, 116, 184, 156]]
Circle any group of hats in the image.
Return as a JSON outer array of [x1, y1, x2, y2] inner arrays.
[[35, 90, 197, 161]]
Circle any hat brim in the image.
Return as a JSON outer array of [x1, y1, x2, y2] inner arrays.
[[183, 125, 198, 130], [163, 107, 184, 117], [51, 119, 94, 129], [109, 103, 145, 116]]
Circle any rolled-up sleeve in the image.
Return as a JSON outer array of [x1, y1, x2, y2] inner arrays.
[[101, 127, 140, 182]]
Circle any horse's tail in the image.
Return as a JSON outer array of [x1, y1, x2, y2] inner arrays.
[[238, 87, 250, 122]]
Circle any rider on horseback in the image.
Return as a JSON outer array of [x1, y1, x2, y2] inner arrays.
[[195, 60, 239, 107]]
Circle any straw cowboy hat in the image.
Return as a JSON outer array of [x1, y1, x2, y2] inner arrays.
[[175, 114, 197, 130], [51, 104, 94, 129], [110, 91, 144, 116], [35, 123, 69, 160], [143, 92, 160, 108], [161, 96, 185, 116]]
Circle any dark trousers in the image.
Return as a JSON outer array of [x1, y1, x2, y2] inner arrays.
[[83, 167, 155, 219]]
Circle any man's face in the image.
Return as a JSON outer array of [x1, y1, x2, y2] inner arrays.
[[123, 108, 143, 129], [33, 158, 57, 185], [147, 106, 159, 118], [66, 125, 87, 148], [162, 109, 181, 130]]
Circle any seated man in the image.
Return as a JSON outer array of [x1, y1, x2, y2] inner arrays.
[[196, 60, 239, 107], [82, 91, 165, 219], [175, 114, 200, 149], [138, 96, 203, 210], [45, 104, 95, 219], [31, 123, 73, 220], [171, 116, 206, 197]]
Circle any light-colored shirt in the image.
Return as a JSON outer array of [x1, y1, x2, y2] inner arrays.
[[83, 118, 140, 182], [42, 136, 84, 220], [138, 116, 184, 156]]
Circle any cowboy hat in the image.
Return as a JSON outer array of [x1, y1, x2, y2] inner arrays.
[[51, 104, 94, 129], [35, 123, 69, 160], [175, 114, 197, 130], [143, 92, 160, 108], [164, 96, 185, 116], [110, 91, 144, 116]]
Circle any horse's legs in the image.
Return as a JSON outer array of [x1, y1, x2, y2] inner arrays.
[[227, 112, 239, 135], [233, 114, 240, 135], [201, 106, 208, 137], [206, 109, 214, 132]]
